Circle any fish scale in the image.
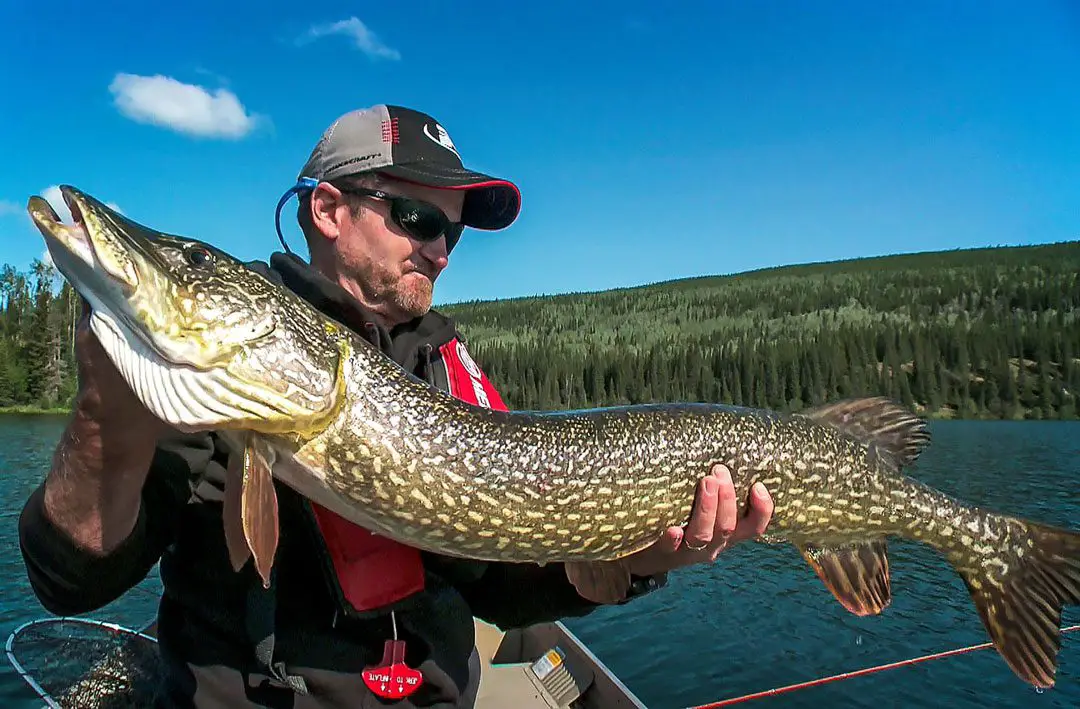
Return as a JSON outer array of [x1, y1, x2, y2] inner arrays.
[[26, 184, 1080, 692]]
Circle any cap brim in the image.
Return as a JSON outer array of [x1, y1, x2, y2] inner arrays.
[[380, 163, 521, 231]]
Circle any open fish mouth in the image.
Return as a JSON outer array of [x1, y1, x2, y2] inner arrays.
[[27, 193, 94, 271], [28, 186, 140, 295], [26, 186, 175, 374]]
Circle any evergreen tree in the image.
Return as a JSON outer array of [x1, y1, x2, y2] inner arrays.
[[2, 241, 1078, 418]]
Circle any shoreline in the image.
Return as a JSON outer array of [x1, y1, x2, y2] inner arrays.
[[0, 406, 71, 416], [0, 406, 1072, 421]]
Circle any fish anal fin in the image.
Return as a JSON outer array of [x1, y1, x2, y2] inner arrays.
[[800, 539, 892, 616], [241, 434, 280, 589], [800, 397, 931, 468], [954, 520, 1080, 689], [222, 451, 251, 573]]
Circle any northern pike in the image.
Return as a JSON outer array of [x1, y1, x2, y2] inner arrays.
[[28, 185, 1080, 690]]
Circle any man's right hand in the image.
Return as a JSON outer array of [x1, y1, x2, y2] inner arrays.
[[42, 300, 171, 555]]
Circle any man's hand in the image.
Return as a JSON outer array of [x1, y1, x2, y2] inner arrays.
[[565, 464, 774, 604]]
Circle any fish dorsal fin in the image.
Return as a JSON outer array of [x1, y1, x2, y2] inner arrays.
[[800, 540, 892, 616], [800, 397, 931, 468]]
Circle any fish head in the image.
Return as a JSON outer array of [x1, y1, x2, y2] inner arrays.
[[28, 186, 277, 366], [28, 185, 347, 437]]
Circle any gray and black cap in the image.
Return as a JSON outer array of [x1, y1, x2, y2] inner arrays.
[[276, 104, 521, 249]]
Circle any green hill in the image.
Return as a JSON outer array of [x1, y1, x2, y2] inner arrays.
[[441, 241, 1080, 420], [1, 241, 1076, 420]]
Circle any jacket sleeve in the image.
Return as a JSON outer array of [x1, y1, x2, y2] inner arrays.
[[18, 432, 215, 616], [453, 562, 603, 629]]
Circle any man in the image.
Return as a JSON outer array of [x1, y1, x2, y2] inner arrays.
[[18, 104, 774, 708]]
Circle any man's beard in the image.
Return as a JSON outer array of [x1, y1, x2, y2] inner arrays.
[[383, 270, 435, 320], [352, 259, 436, 323]]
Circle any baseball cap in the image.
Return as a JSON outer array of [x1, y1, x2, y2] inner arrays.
[[275, 104, 521, 252]]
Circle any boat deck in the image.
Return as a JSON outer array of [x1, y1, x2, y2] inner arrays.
[[473, 619, 647, 709]]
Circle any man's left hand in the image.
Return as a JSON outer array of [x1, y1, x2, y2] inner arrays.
[[565, 463, 774, 604]]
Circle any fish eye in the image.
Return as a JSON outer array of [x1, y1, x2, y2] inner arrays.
[[185, 247, 213, 268]]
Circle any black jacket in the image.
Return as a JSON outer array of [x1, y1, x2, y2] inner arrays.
[[18, 253, 651, 708]]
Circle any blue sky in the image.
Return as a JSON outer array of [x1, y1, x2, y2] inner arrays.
[[1, 1, 1077, 305]]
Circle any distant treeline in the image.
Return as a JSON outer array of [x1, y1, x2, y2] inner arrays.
[[0, 261, 79, 409], [444, 242, 1080, 420], [1, 242, 1078, 420]]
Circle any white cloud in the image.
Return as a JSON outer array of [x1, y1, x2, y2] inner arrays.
[[40, 185, 73, 223], [299, 18, 401, 61], [109, 73, 262, 139]]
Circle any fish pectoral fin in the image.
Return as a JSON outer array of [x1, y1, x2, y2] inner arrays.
[[798, 397, 931, 469], [799, 539, 891, 616], [954, 520, 1080, 690], [240, 433, 280, 590], [222, 451, 252, 573]]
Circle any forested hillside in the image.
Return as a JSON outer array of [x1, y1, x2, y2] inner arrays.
[[443, 241, 1080, 420], [1, 241, 1077, 419], [0, 261, 79, 411]]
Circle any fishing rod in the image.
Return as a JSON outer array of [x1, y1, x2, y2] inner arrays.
[[688, 624, 1080, 708]]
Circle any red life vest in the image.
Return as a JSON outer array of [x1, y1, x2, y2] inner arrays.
[[308, 337, 508, 614]]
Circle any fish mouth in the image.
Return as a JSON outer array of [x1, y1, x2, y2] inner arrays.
[[28, 185, 143, 296], [26, 185, 179, 367], [27, 192, 99, 282]]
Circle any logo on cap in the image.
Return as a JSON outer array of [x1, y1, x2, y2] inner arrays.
[[422, 122, 459, 157]]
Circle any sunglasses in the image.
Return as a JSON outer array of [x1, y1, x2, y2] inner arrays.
[[335, 184, 465, 253]]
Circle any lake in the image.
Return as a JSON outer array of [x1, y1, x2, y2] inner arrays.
[[0, 416, 1077, 708]]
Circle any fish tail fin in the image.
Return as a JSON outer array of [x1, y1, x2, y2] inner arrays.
[[952, 520, 1080, 689]]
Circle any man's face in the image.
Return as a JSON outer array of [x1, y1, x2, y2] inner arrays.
[[312, 175, 464, 326]]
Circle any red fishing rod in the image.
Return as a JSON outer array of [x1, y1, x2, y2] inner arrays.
[[688, 624, 1080, 708]]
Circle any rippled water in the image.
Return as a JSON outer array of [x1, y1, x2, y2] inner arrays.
[[0, 416, 1077, 708]]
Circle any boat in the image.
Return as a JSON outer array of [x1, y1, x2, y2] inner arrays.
[[473, 617, 647, 708], [6, 613, 649, 708]]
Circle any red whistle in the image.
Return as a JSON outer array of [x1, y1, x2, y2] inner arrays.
[[362, 639, 424, 699]]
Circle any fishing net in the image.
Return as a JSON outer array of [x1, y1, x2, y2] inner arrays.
[[5, 617, 164, 708]]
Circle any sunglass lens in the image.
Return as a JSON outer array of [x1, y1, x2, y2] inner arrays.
[[444, 225, 464, 253], [395, 200, 455, 244]]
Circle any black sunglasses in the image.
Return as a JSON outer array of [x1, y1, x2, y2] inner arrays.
[[336, 185, 465, 253]]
